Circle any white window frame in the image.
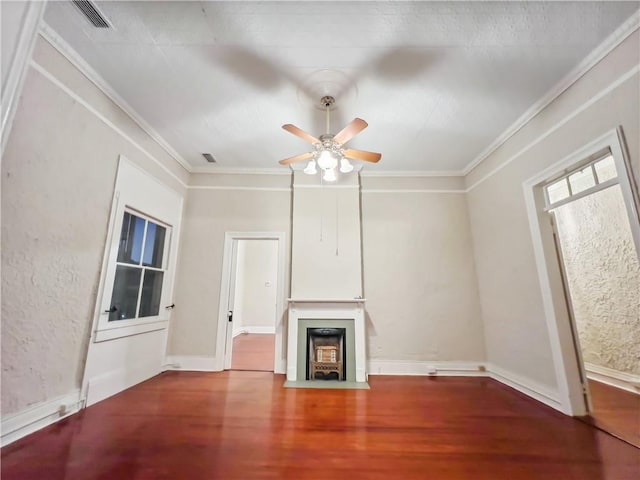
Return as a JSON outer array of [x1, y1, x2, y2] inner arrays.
[[92, 157, 183, 342]]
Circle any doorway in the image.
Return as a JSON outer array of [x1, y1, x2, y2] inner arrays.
[[545, 153, 640, 446], [215, 232, 286, 374]]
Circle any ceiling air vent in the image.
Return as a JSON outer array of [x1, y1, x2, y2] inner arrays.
[[72, 1, 111, 28], [202, 153, 217, 163]]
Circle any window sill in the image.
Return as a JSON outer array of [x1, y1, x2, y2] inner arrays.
[[94, 320, 169, 343]]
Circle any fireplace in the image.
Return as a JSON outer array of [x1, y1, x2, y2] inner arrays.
[[307, 328, 346, 381], [286, 299, 367, 383]]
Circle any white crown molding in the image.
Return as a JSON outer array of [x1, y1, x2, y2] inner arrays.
[[463, 12, 640, 177], [30, 60, 188, 189], [191, 166, 293, 175], [467, 64, 640, 192], [1, 389, 82, 447], [361, 170, 464, 177], [38, 22, 191, 173], [1, 0, 47, 155], [188, 185, 290, 192], [362, 189, 465, 194]]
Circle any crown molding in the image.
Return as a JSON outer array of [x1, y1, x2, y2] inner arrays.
[[360, 169, 464, 177], [463, 10, 640, 176], [38, 22, 191, 174], [190, 166, 292, 175]]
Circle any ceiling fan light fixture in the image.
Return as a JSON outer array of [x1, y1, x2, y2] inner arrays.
[[339, 158, 354, 173], [317, 149, 338, 170], [303, 159, 317, 175], [323, 168, 337, 182]]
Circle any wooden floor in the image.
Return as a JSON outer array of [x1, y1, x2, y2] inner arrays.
[[230, 333, 275, 371], [2, 372, 639, 480], [585, 378, 640, 447]]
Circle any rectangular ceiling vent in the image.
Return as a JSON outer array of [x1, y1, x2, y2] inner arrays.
[[72, 1, 111, 28], [202, 153, 217, 163]]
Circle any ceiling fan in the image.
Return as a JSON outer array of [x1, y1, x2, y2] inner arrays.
[[279, 96, 382, 181]]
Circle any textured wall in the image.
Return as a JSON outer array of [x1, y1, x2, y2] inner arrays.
[[555, 186, 640, 375], [1, 37, 186, 416], [466, 30, 640, 390]]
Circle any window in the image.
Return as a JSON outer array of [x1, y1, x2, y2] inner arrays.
[[108, 211, 168, 321], [544, 154, 618, 210]]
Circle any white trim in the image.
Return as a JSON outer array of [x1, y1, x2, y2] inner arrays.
[[360, 170, 465, 177], [94, 320, 169, 343], [233, 326, 276, 337], [1, 389, 82, 447], [1, 0, 46, 155], [368, 360, 487, 376], [362, 189, 465, 194], [487, 364, 563, 411], [464, 13, 640, 176], [188, 185, 290, 192], [164, 355, 217, 372], [216, 232, 287, 374], [38, 23, 191, 173], [585, 363, 640, 395], [522, 128, 640, 416], [85, 359, 162, 407], [293, 184, 360, 189], [467, 65, 640, 192], [190, 166, 292, 175], [28, 61, 188, 189]]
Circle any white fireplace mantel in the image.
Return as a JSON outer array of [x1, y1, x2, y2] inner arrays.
[[286, 299, 367, 382]]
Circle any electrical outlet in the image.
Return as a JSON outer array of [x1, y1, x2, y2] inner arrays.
[[427, 365, 437, 375]]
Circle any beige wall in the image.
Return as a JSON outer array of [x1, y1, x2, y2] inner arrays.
[[555, 186, 640, 375], [233, 239, 279, 331], [291, 172, 362, 299], [466, 30, 640, 390], [1, 36, 187, 416], [167, 181, 291, 358], [360, 176, 485, 363]]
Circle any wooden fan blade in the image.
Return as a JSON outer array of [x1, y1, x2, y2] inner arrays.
[[278, 151, 314, 165], [333, 118, 368, 145], [282, 124, 320, 145], [343, 149, 382, 163]]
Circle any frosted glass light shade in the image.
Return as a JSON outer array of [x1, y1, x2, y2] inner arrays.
[[339, 158, 354, 173], [303, 159, 317, 175], [323, 168, 337, 182], [317, 150, 338, 170]]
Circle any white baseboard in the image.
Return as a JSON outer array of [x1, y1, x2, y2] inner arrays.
[[86, 361, 161, 407], [585, 363, 640, 394], [368, 360, 488, 376], [164, 355, 218, 372], [1, 389, 83, 447], [233, 326, 276, 337], [487, 363, 563, 411]]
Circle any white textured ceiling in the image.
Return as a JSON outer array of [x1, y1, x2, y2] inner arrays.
[[43, 1, 639, 173]]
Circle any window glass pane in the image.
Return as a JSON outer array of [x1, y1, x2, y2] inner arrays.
[[109, 266, 142, 321], [142, 222, 166, 268], [117, 213, 145, 265], [139, 270, 164, 318], [547, 179, 570, 204], [594, 156, 617, 183], [568, 168, 596, 195]]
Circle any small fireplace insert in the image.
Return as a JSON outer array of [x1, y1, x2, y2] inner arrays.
[[306, 327, 346, 381]]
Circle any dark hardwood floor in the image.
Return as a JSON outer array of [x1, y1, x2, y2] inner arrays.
[[584, 378, 640, 447], [2, 372, 639, 480], [230, 333, 275, 371]]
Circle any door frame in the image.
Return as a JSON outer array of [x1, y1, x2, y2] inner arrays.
[[522, 127, 640, 415], [215, 232, 287, 373]]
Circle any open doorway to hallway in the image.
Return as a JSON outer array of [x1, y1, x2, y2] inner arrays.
[[546, 154, 640, 446], [227, 239, 278, 372]]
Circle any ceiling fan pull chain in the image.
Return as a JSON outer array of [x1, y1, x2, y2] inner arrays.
[[335, 193, 339, 256]]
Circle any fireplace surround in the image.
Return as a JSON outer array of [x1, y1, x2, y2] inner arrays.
[[286, 299, 366, 383]]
